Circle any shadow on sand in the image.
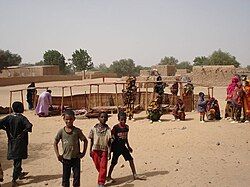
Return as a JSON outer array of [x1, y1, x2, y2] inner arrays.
[[2, 174, 61, 187], [0, 142, 50, 171], [106, 170, 169, 186]]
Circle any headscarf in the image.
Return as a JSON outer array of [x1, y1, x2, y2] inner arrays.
[[226, 76, 239, 98]]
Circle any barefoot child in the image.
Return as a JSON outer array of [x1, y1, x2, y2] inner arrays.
[[54, 109, 88, 187], [107, 111, 145, 183], [89, 112, 112, 187], [0, 102, 32, 186]]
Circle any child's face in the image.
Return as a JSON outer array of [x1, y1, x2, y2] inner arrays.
[[119, 116, 126, 125], [63, 114, 75, 128], [98, 113, 108, 124]]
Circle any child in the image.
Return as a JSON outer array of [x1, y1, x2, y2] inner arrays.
[[89, 112, 112, 187], [197, 92, 207, 123], [0, 162, 3, 183], [107, 111, 145, 183], [54, 109, 88, 187], [0, 102, 32, 187], [172, 98, 185, 121]]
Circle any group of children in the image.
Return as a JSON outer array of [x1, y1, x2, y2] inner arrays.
[[0, 102, 144, 187]]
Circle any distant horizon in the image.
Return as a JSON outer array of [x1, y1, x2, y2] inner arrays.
[[1, 0, 249, 67]]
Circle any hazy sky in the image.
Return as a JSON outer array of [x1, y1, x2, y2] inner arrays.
[[0, 0, 249, 67]]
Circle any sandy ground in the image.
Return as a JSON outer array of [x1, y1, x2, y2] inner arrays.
[[0, 79, 250, 187]]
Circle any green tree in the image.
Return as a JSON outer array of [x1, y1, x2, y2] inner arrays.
[[43, 50, 66, 73], [159, 56, 178, 66], [35, 60, 44, 66], [0, 49, 22, 71], [193, 50, 240, 67], [70, 49, 93, 71], [95, 63, 110, 73], [109, 59, 138, 77], [176, 61, 193, 72], [208, 49, 240, 67], [193, 56, 209, 66]]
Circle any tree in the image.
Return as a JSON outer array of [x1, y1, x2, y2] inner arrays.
[[208, 49, 240, 67], [193, 50, 240, 67], [95, 63, 110, 73], [70, 49, 93, 71], [176, 61, 193, 72], [43, 50, 66, 73], [35, 60, 44, 66], [159, 56, 178, 66], [193, 56, 209, 66], [109, 59, 139, 77], [0, 49, 22, 71]]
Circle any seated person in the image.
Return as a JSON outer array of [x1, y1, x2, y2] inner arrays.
[[206, 97, 221, 120], [172, 99, 185, 121], [147, 97, 162, 123]]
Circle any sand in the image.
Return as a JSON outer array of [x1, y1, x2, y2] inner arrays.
[[0, 79, 250, 187]]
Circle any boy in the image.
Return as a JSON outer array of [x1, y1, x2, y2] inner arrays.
[[0, 102, 32, 187], [89, 112, 112, 187], [107, 111, 145, 183], [54, 109, 88, 187]]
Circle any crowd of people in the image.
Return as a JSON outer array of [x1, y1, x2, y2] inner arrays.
[[0, 75, 249, 186], [225, 75, 250, 123], [0, 102, 145, 187]]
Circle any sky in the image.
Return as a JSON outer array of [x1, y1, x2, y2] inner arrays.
[[0, 0, 249, 67]]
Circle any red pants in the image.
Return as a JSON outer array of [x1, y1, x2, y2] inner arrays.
[[91, 150, 108, 185]]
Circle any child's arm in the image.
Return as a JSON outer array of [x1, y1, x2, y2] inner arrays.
[[53, 139, 63, 162], [88, 128, 94, 157], [89, 139, 93, 157], [23, 117, 33, 132], [125, 135, 133, 153], [80, 138, 88, 158], [126, 139, 133, 153], [107, 138, 112, 160], [0, 116, 9, 130]]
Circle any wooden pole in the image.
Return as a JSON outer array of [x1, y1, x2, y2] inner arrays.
[[70, 86, 73, 108], [21, 90, 24, 105], [115, 83, 118, 107], [88, 84, 92, 110], [9, 91, 12, 113], [145, 82, 148, 111], [208, 87, 214, 98], [61, 87, 64, 113], [138, 83, 141, 108], [97, 85, 100, 107], [180, 82, 183, 100]]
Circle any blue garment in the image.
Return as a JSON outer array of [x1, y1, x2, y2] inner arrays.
[[197, 97, 207, 113]]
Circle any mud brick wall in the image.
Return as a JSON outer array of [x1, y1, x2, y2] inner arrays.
[[192, 65, 236, 86], [0, 75, 82, 86]]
